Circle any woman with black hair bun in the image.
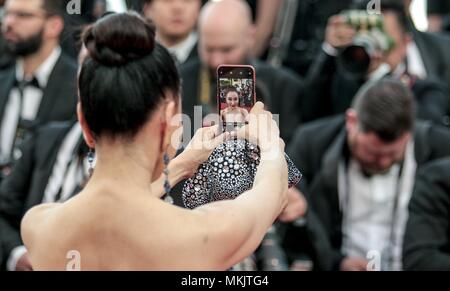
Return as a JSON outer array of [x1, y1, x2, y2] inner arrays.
[[20, 12, 288, 271]]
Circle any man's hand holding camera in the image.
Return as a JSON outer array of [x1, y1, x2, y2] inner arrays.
[[325, 15, 356, 49]]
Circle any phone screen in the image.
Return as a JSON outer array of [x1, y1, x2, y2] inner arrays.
[[217, 65, 256, 133]]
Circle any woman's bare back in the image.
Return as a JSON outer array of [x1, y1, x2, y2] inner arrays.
[[22, 188, 224, 271]]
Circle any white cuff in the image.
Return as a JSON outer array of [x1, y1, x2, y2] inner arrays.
[[322, 42, 339, 57], [7, 245, 27, 271]]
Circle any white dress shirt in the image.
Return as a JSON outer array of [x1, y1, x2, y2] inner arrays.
[[0, 47, 61, 162], [166, 32, 198, 64], [339, 141, 417, 271], [407, 41, 427, 79]]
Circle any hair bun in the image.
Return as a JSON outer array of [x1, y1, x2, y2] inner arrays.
[[83, 12, 156, 66]]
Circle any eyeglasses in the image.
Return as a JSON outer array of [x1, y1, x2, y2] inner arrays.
[[3, 10, 52, 20]]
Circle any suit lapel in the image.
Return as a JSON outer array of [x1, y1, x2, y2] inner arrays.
[[413, 121, 433, 165], [0, 67, 16, 124], [186, 43, 198, 64], [35, 55, 65, 123], [321, 128, 347, 190], [413, 31, 438, 78], [26, 121, 77, 209]]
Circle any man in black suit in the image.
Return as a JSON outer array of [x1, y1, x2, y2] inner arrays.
[[402, 0, 450, 77], [179, 0, 303, 143], [142, 0, 201, 65], [403, 157, 450, 271], [426, 0, 450, 32], [0, 34, 12, 69], [287, 78, 450, 271], [279, 0, 353, 76], [303, 0, 450, 124], [0, 120, 89, 271], [60, 0, 98, 59], [0, 0, 78, 177]]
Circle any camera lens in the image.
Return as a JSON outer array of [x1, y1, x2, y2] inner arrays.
[[338, 45, 370, 79]]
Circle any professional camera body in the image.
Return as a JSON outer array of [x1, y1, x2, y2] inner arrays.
[[337, 10, 395, 79]]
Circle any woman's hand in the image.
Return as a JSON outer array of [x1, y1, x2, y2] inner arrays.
[[236, 102, 285, 157], [175, 125, 235, 179]]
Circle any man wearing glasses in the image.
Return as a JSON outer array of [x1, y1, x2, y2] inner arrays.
[[0, 0, 77, 183], [0, 0, 78, 271]]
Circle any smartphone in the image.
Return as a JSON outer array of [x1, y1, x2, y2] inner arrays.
[[217, 65, 256, 133]]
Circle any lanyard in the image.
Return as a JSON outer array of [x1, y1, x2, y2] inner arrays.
[[340, 160, 404, 270]]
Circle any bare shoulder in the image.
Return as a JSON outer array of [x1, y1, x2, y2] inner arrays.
[[21, 203, 61, 245]]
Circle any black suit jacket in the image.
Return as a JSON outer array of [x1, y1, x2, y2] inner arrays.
[[0, 32, 13, 70], [0, 121, 75, 269], [0, 53, 78, 131], [286, 116, 450, 269], [179, 59, 304, 143], [182, 44, 199, 66], [403, 157, 450, 271], [413, 30, 450, 84]]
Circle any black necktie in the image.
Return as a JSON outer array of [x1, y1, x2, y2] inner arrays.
[[14, 76, 41, 91]]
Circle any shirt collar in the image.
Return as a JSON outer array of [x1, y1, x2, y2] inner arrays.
[[167, 32, 198, 64], [15, 46, 62, 88], [406, 41, 427, 79], [368, 63, 391, 81]]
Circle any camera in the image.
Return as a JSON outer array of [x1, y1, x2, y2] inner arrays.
[[337, 10, 395, 80]]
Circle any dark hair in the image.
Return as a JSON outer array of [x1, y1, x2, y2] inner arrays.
[[224, 86, 239, 98], [78, 12, 180, 139], [41, 0, 65, 17], [352, 77, 415, 142], [352, 0, 411, 33]]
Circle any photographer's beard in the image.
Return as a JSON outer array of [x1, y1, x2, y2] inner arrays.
[[4, 28, 44, 57]]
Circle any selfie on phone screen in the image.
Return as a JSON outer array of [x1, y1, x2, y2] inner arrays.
[[218, 65, 256, 132]]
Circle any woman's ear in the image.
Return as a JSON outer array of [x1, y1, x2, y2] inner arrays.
[[77, 103, 96, 148]]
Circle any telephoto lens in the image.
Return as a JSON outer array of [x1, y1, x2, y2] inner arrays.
[[337, 10, 395, 80]]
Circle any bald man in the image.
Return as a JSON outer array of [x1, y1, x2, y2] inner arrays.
[[180, 0, 303, 143]]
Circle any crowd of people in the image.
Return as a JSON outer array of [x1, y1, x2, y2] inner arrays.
[[0, 0, 450, 271]]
